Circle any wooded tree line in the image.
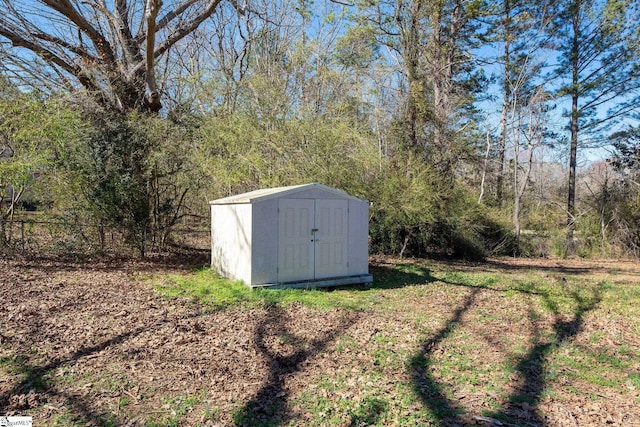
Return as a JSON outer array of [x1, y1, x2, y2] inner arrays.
[[1, 0, 639, 258]]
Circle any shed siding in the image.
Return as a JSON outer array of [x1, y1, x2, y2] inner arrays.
[[211, 203, 253, 284], [348, 200, 369, 276], [250, 198, 278, 285]]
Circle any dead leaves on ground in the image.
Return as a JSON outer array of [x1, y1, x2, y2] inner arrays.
[[1, 257, 639, 426]]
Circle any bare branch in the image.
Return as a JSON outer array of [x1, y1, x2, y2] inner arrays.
[[31, 31, 97, 62], [41, 0, 118, 69], [0, 25, 89, 84], [145, 0, 162, 112], [130, 0, 223, 78], [115, 0, 143, 65], [0, 0, 232, 112], [153, 0, 198, 36]]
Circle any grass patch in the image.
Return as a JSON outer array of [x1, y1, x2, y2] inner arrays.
[[549, 344, 633, 389], [154, 270, 259, 309], [0, 355, 47, 391], [154, 266, 432, 311], [437, 271, 501, 289], [292, 375, 434, 426], [347, 395, 390, 426], [628, 373, 640, 389], [145, 392, 206, 427]]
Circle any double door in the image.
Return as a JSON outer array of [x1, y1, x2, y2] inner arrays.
[[278, 198, 348, 282]]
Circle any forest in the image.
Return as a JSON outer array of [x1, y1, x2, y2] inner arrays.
[[1, 0, 640, 259]]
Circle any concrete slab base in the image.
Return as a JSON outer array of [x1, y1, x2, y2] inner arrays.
[[253, 274, 373, 290]]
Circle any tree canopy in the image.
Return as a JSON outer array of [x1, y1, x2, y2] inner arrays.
[[1, 0, 640, 258], [0, 0, 228, 112]]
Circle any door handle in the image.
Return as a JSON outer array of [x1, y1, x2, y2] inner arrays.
[[311, 228, 319, 233]]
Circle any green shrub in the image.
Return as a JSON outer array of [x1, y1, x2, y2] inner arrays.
[[367, 153, 515, 260]]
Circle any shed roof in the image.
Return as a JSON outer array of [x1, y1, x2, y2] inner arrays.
[[209, 183, 365, 205]]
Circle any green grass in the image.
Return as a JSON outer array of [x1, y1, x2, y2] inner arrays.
[[153, 265, 435, 312], [0, 355, 47, 391], [156, 261, 607, 315], [629, 373, 640, 389], [548, 343, 634, 389], [292, 375, 431, 426], [144, 392, 206, 427]]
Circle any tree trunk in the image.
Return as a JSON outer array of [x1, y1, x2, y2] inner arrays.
[[145, 0, 163, 113], [478, 126, 492, 203], [403, 0, 422, 149], [513, 111, 522, 245], [566, 9, 580, 256], [497, 0, 512, 206]]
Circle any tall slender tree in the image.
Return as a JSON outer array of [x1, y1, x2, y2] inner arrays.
[[491, 0, 553, 205], [551, 0, 640, 253]]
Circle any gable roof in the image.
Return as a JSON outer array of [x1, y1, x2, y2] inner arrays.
[[209, 183, 365, 205]]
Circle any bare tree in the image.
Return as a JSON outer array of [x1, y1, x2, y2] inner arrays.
[[512, 87, 550, 246], [490, 0, 555, 206], [355, 0, 484, 163], [0, 0, 229, 113]]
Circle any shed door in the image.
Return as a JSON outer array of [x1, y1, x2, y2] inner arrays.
[[278, 199, 315, 282], [278, 198, 349, 282], [314, 199, 348, 279]]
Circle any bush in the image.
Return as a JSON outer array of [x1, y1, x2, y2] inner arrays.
[[368, 152, 515, 260], [71, 110, 200, 255], [193, 113, 379, 201]]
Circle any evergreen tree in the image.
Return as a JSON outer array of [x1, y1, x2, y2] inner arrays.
[[551, 0, 640, 254]]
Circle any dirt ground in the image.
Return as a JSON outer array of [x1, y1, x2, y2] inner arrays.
[[1, 255, 639, 426]]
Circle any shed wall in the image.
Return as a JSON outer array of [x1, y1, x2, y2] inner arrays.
[[211, 203, 253, 283], [348, 199, 370, 276], [250, 198, 279, 285]]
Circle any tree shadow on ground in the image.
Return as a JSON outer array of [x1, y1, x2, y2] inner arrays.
[[483, 258, 609, 276], [487, 286, 602, 425], [1, 328, 141, 424], [368, 262, 437, 290], [5, 248, 210, 275], [0, 315, 198, 425], [370, 260, 547, 296], [410, 276, 603, 426], [233, 304, 359, 427], [411, 288, 481, 426]]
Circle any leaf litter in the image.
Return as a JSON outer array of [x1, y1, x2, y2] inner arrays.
[[0, 256, 639, 426]]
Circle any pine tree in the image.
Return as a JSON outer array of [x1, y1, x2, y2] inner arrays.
[[551, 0, 640, 254]]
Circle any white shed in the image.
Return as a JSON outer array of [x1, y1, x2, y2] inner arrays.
[[210, 183, 372, 288]]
